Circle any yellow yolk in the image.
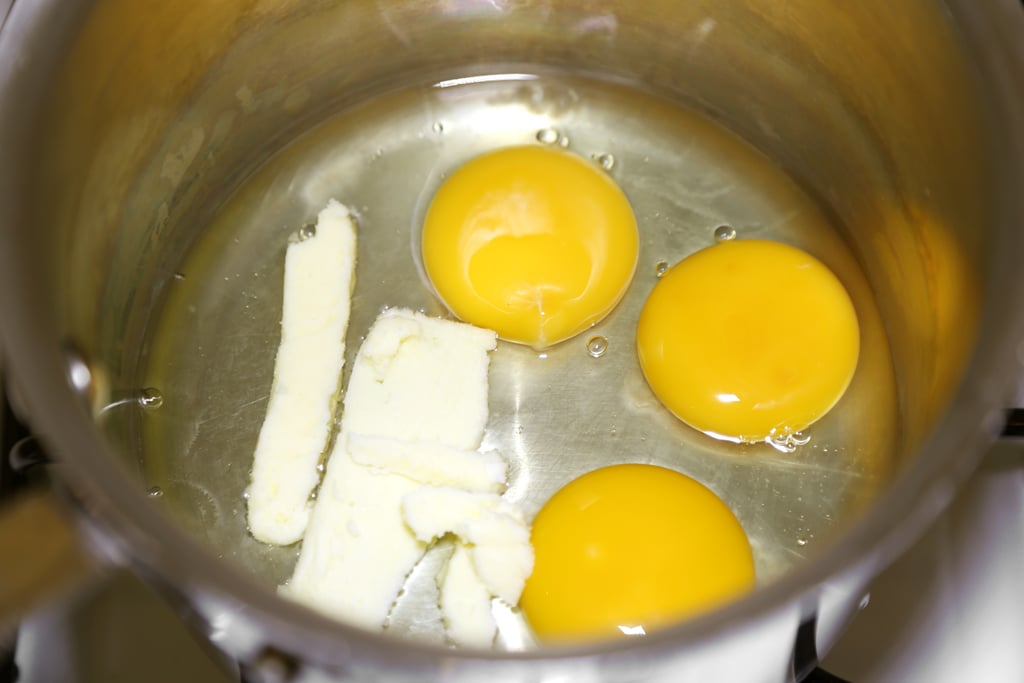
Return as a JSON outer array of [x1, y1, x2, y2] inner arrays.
[[637, 239, 860, 443], [521, 464, 755, 643], [421, 145, 638, 348]]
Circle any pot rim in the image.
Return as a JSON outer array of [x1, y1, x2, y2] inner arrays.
[[1, 0, 1022, 675]]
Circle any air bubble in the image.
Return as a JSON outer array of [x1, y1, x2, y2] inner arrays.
[[766, 429, 811, 453], [796, 536, 808, 547], [586, 336, 608, 358], [536, 128, 559, 144], [858, 594, 871, 610], [138, 387, 164, 410], [654, 261, 669, 278], [432, 121, 444, 134], [557, 135, 570, 148], [148, 486, 163, 498], [172, 272, 186, 281], [714, 224, 737, 242], [298, 224, 316, 241], [594, 153, 615, 171]]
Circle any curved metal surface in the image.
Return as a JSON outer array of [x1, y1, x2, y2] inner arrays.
[[1, 0, 1023, 681]]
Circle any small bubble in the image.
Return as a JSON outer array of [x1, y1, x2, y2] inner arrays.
[[654, 261, 669, 278], [298, 224, 316, 241], [432, 121, 444, 134], [593, 153, 615, 171], [714, 224, 737, 242], [172, 272, 186, 281], [536, 128, 559, 144], [586, 336, 608, 358], [557, 135, 570, 148], [537, 352, 548, 360], [766, 429, 811, 453], [858, 594, 871, 610], [796, 536, 808, 547], [138, 387, 164, 410], [148, 486, 163, 498], [316, 462, 325, 473]]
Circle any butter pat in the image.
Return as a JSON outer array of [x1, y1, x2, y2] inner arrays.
[[283, 456, 425, 627], [402, 486, 533, 606], [340, 310, 496, 447], [347, 433, 506, 493], [247, 200, 357, 546], [440, 545, 498, 649], [283, 309, 498, 627]]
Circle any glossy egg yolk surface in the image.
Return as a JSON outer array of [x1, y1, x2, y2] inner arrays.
[[637, 239, 860, 443], [422, 145, 638, 348], [521, 464, 755, 643]]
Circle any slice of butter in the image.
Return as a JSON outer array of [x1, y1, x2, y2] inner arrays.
[[283, 309, 499, 628], [440, 545, 497, 649], [346, 433, 506, 493], [247, 200, 357, 546], [283, 456, 426, 627], [402, 486, 533, 606], [340, 310, 497, 447]]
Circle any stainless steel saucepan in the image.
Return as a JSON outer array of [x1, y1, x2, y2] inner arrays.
[[1, 1, 1023, 682]]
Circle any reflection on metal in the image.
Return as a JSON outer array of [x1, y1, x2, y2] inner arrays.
[[0, 1, 13, 35], [1, 0, 1022, 681], [435, 73, 538, 89]]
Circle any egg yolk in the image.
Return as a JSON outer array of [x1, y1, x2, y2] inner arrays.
[[521, 464, 754, 643], [421, 145, 638, 348], [637, 239, 860, 443]]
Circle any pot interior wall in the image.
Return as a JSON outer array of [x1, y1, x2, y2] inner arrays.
[[22, 0, 992, 643]]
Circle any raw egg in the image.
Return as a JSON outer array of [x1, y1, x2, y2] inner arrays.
[[636, 239, 860, 444], [520, 464, 754, 643], [421, 145, 638, 348]]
